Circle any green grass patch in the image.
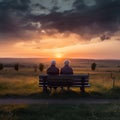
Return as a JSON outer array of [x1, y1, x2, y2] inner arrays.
[[0, 104, 120, 120]]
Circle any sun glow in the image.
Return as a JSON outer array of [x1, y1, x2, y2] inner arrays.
[[55, 53, 63, 58]]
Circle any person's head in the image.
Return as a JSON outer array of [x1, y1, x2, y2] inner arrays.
[[64, 60, 70, 66], [51, 60, 56, 66]]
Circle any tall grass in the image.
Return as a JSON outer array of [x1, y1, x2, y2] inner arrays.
[[0, 65, 120, 98]]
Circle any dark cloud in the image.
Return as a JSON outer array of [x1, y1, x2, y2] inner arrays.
[[28, 0, 120, 40], [100, 35, 110, 41], [0, 0, 30, 33], [0, 0, 120, 41]]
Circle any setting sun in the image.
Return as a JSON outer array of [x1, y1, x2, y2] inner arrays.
[[55, 53, 63, 58]]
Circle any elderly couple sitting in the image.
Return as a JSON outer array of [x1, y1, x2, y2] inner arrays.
[[47, 60, 73, 75], [47, 60, 73, 91]]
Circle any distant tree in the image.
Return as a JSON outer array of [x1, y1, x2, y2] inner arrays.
[[0, 63, 4, 70], [14, 63, 19, 71], [39, 63, 44, 72], [91, 62, 97, 71]]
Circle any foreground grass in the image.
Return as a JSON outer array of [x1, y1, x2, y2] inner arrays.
[[0, 104, 120, 120]]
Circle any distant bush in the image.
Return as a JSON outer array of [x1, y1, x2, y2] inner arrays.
[[14, 63, 19, 71], [91, 62, 97, 71], [39, 63, 44, 72], [0, 63, 4, 70]]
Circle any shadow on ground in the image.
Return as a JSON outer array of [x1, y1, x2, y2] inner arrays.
[[0, 87, 120, 99]]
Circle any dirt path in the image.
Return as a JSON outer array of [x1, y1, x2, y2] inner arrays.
[[0, 98, 120, 105]]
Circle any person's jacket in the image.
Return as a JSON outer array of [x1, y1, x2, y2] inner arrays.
[[47, 65, 59, 75], [60, 65, 73, 74]]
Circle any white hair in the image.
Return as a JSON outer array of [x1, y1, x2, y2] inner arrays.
[[64, 60, 70, 65], [51, 60, 56, 65]]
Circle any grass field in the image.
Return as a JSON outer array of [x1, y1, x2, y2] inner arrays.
[[0, 59, 120, 120], [0, 104, 120, 120], [0, 59, 120, 99]]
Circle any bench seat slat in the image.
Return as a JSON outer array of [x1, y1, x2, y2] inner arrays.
[[39, 84, 90, 87], [39, 79, 89, 82], [39, 81, 89, 84]]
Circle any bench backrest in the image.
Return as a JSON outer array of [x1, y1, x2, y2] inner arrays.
[[39, 74, 89, 84]]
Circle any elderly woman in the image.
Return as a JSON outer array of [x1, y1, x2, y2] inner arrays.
[[60, 60, 73, 91], [60, 60, 73, 74]]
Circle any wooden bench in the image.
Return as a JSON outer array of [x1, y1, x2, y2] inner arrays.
[[39, 74, 90, 93]]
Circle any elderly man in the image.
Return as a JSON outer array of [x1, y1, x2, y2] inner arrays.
[[46, 60, 59, 91], [47, 60, 59, 75]]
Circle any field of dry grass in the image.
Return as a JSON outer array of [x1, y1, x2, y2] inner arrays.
[[0, 59, 120, 120], [0, 59, 120, 98]]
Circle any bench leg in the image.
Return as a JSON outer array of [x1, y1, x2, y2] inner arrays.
[[43, 86, 47, 93], [67, 86, 70, 91], [80, 86, 85, 93]]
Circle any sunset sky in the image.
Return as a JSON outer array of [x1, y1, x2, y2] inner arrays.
[[0, 0, 120, 59]]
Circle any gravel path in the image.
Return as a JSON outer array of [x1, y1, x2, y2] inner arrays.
[[0, 98, 120, 105]]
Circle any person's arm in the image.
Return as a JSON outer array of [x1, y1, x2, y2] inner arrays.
[[57, 68, 59, 75], [47, 68, 50, 74], [71, 67, 73, 74], [60, 68, 63, 74]]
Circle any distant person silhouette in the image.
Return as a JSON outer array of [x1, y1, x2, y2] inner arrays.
[[60, 60, 73, 74], [47, 60, 59, 75], [60, 60, 73, 91]]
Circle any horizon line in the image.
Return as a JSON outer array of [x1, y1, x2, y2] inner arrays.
[[0, 57, 120, 60]]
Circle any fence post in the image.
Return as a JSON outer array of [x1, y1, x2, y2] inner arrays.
[[111, 72, 116, 88], [112, 77, 116, 89]]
